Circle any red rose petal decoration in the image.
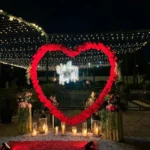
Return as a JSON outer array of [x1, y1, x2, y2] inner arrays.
[[30, 42, 118, 125]]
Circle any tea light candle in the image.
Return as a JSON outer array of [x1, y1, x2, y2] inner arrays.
[[82, 129, 87, 136], [32, 129, 37, 136], [55, 126, 59, 135], [72, 127, 77, 135], [61, 123, 65, 135]]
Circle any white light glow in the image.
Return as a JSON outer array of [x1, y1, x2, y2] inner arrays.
[[56, 61, 79, 85]]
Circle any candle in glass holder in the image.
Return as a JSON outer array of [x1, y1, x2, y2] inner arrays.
[[82, 129, 87, 136], [42, 124, 47, 133], [93, 121, 99, 136], [82, 121, 87, 136], [32, 129, 37, 136], [55, 126, 59, 135], [94, 127, 99, 136], [72, 126, 77, 135], [45, 125, 48, 134], [32, 122, 37, 136], [61, 122, 65, 135], [39, 118, 47, 133]]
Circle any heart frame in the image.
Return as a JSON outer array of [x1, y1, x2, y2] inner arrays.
[[30, 42, 118, 126]]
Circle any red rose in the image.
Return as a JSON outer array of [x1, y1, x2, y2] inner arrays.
[[106, 104, 116, 111]]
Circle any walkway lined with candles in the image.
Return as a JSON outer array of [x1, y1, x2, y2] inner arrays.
[[0, 115, 149, 150]]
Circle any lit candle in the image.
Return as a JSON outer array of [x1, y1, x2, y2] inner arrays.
[[61, 123, 65, 135], [72, 127, 77, 135], [32, 122, 37, 135], [82, 129, 87, 136], [45, 126, 48, 134], [55, 126, 59, 135], [93, 121, 100, 136], [32, 129, 37, 136], [82, 121, 87, 136], [42, 124, 47, 133], [94, 127, 99, 136]]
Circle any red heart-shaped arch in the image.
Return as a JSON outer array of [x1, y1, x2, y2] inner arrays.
[[30, 42, 118, 126]]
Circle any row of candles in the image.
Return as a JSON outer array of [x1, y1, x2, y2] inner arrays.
[[32, 121, 100, 137], [32, 123, 49, 136], [55, 125, 78, 136]]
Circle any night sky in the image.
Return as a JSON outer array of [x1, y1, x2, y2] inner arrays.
[[1, 0, 150, 33]]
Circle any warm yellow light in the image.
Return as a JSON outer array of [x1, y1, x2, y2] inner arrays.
[[32, 129, 37, 136], [82, 129, 87, 136], [94, 127, 99, 136], [45, 126, 48, 134], [55, 126, 59, 135], [72, 126, 77, 135], [61, 123, 65, 135], [42, 124, 47, 131], [52, 77, 56, 82], [9, 16, 14, 21]]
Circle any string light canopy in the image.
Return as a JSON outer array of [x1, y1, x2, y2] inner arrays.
[[38, 31, 150, 70], [48, 32, 149, 54], [0, 10, 47, 69], [0, 10, 150, 71]]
